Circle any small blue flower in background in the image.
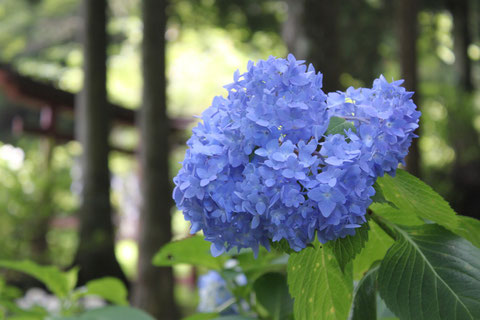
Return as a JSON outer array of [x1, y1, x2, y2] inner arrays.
[[173, 54, 420, 256], [197, 270, 247, 314], [197, 271, 232, 313]]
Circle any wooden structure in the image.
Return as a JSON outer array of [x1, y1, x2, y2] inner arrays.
[[0, 63, 191, 153]]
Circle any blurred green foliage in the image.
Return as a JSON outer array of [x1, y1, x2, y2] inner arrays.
[[0, 259, 151, 319], [0, 139, 78, 266]]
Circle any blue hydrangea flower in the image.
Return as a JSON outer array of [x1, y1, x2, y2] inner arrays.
[[173, 55, 420, 256], [326, 76, 421, 178]]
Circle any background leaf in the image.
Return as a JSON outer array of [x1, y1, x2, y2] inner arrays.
[[352, 221, 393, 280], [83, 277, 128, 306], [62, 306, 155, 320], [376, 295, 398, 320], [210, 316, 257, 320], [371, 169, 480, 247], [181, 313, 219, 320], [237, 249, 287, 280], [234, 252, 288, 300], [152, 236, 226, 270], [349, 262, 379, 320], [455, 216, 480, 248], [0, 260, 74, 298], [326, 116, 356, 136], [287, 241, 353, 320], [371, 182, 397, 208], [327, 222, 369, 272], [253, 272, 293, 320], [378, 223, 480, 320], [270, 239, 295, 255]]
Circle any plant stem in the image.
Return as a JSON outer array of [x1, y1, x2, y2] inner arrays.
[[369, 211, 397, 240], [215, 297, 237, 314]]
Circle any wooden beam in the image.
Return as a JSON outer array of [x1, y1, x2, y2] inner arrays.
[[0, 63, 192, 130], [12, 114, 136, 155]]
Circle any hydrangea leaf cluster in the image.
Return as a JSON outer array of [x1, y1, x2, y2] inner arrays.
[[173, 54, 420, 257]]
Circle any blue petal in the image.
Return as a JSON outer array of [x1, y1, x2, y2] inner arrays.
[[256, 202, 266, 215], [210, 244, 225, 257], [251, 215, 260, 229], [318, 200, 336, 217]]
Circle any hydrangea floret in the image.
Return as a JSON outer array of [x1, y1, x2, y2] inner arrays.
[[173, 54, 420, 257]]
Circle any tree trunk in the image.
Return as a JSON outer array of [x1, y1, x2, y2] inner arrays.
[[449, 0, 473, 92], [447, 0, 480, 219], [133, 0, 178, 318], [283, 0, 341, 93], [397, 0, 421, 177], [74, 0, 127, 286]]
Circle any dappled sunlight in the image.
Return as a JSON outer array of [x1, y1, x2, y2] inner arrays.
[[0, 143, 25, 170], [115, 239, 139, 280], [168, 27, 262, 117]]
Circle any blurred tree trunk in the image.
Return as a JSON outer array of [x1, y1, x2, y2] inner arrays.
[[397, 0, 421, 177], [337, 1, 389, 86], [283, 0, 341, 93], [449, 0, 473, 92], [447, 0, 480, 219], [132, 0, 178, 318], [74, 0, 128, 286]]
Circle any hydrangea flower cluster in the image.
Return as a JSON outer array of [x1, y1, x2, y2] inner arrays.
[[173, 54, 420, 256]]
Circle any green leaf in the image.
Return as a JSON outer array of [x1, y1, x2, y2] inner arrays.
[[211, 316, 257, 320], [352, 221, 393, 280], [181, 313, 219, 320], [371, 182, 397, 208], [83, 277, 128, 306], [371, 169, 480, 247], [181, 315, 255, 320], [378, 223, 480, 320], [0, 277, 32, 317], [0, 303, 48, 320], [64, 306, 155, 320], [270, 239, 295, 254], [152, 236, 226, 270], [376, 295, 398, 320], [455, 216, 480, 248], [235, 251, 288, 299], [326, 116, 356, 136], [349, 262, 379, 320], [253, 273, 293, 320], [0, 260, 74, 298], [236, 247, 284, 275], [0, 277, 22, 300], [7, 313, 47, 320], [287, 241, 353, 320], [65, 267, 80, 293], [327, 222, 369, 272], [373, 169, 454, 224]]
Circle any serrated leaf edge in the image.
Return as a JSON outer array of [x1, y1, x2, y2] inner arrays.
[[380, 225, 475, 319]]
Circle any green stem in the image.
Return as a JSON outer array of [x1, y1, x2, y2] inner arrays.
[[369, 211, 397, 240], [214, 297, 237, 314], [222, 278, 251, 317]]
